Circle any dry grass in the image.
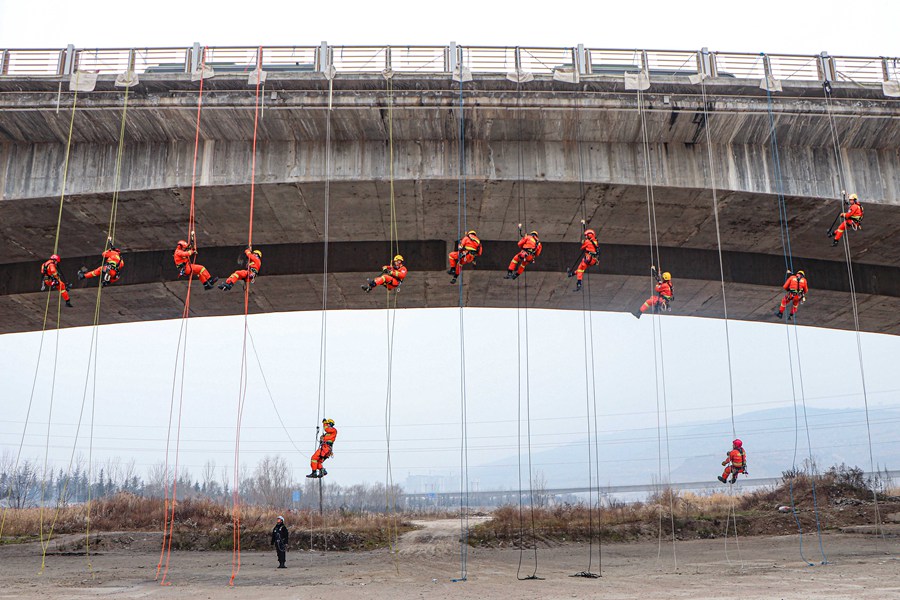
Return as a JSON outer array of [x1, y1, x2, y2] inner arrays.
[[0, 493, 412, 551]]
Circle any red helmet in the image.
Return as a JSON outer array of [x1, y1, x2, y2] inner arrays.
[[584, 229, 596, 239], [177, 240, 189, 248], [50, 254, 60, 262], [732, 439, 742, 448]]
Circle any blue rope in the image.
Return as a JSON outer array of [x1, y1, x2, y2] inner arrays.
[[764, 82, 828, 565]]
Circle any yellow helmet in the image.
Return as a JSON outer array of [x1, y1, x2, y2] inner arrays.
[[253, 249, 263, 257], [529, 230, 539, 237], [393, 254, 404, 263], [848, 194, 858, 202], [796, 270, 805, 277], [467, 230, 477, 237], [323, 418, 335, 426], [662, 272, 672, 281]]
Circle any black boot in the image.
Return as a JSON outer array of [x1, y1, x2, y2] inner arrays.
[[775, 310, 783, 319], [566, 268, 574, 278], [447, 268, 456, 276], [204, 276, 218, 290], [450, 276, 457, 284], [504, 270, 514, 279], [632, 309, 642, 319], [510, 272, 519, 280], [831, 239, 839, 247], [65, 300, 73, 308], [219, 281, 233, 291], [306, 469, 319, 478], [717, 476, 727, 484], [362, 279, 375, 292], [320, 468, 327, 477], [574, 280, 582, 292], [77, 267, 86, 280]]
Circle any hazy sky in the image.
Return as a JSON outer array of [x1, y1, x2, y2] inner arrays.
[[0, 0, 897, 56], [1, 1, 898, 492]]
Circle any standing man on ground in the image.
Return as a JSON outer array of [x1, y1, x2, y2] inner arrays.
[[271, 516, 289, 568]]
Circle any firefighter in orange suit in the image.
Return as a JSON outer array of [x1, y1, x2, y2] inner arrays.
[[363, 255, 407, 292], [174, 234, 218, 290], [306, 418, 337, 478], [567, 224, 600, 291], [776, 269, 808, 320], [505, 227, 542, 280], [830, 194, 863, 246], [219, 248, 262, 291], [78, 239, 124, 286], [633, 267, 673, 319], [41, 254, 72, 307], [448, 230, 482, 284], [717, 439, 747, 484]]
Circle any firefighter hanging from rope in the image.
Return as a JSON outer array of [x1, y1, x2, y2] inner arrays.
[[363, 254, 407, 292], [41, 254, 73, 307], [717, 438, 748, 484], [828, 192, 864, 247], [306, 418, 337, 479], [219, 247, 262, 291], [633, 266, 673, 319], [567, 220, 599, 292], [174, 232, 218, 290], [505, 225, 542, 280], [775, 269, 808, 321], [78, 238, 124, 286], [447, 230, 482, 284]]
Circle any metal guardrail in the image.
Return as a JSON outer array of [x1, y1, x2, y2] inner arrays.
[[0, 44, 898, 86]]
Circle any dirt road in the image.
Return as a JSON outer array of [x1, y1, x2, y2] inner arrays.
[[1, 522, 898, 599]]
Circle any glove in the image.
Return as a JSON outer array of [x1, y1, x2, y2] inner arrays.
[[722, 460, 728, 466]]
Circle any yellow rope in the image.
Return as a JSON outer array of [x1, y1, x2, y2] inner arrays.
[[39, 81, 131, 574]]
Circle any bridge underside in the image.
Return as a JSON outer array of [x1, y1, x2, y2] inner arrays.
[[1, 179, 899, 334]]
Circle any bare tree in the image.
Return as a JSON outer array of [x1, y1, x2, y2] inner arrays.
[[253, 455, 293, 508], [532, 470, 550, 508], [7, 459, 39, 508]]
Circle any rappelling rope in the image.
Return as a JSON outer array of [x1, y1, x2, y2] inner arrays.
[[40, 77, 131, 574], [764, 85, 828, 565], [512, 83, 541, 582], [229, 47, 263, 587], [698, 79, 743, 568], [570, 95, 601, 580], [310, 63, 334, 554], [821, 82, 886, 549], [157, 46, 207, 585], [452, 65, 471, 584], [4, 85, 79, 554], [635, 84, 678, 571], [383, 72, 402, 573]]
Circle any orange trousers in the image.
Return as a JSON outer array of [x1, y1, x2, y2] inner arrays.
[[639, 295, 668, 313], [178, 262, 211, 283], [226, 269, 255, 285], [833, 217, 859, 242], [449, 251, 475, 276], [373, 274, 401, 290], [84, 265, 120, 284], [43, 277, 70, 301], [508, 251, 535, 276], [721, 465, 744, 480], [779, 293, 801, 315], [310, 444, 333, 470], [574, 254, 598, 281]]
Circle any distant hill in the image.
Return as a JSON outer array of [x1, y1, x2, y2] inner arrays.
[[470, 406, 900, 491]]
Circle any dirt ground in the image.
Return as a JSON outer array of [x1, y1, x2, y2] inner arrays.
[[1, 520, 898, 600]]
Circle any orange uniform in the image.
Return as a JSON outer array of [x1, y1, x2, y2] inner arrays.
[[719, 447, 747, 483], [449, 232, 483, 280], [832, 200, 863, 243], [308, 423, 337, 478], [777, 271, 808, 318], [506, 233, 542, 278], [41, 257, 71, 306], [224, 248, 261, 286], [82, 247, 124, 285], [639, 280, 674, 315], [173, 243, 214, 285], [365, 256, 408, 292], [567, 229, 600, 291]]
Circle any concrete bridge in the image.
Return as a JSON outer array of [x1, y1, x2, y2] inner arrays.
[[1, 45, 899, 334]]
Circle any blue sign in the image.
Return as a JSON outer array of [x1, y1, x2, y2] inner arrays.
[[292, 490, 301, 503]]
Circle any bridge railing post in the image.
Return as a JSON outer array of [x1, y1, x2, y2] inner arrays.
[[883, 57, 894, 82], [698, 47, 717, 79], [762, 53, 773, 80], [640, 49, 649, 73], [126, 48, 136, 74], [61, 44, 75, 76], [190, 42, 201, 73], [575, 43, 586, 76], [817, 51, 835, 82], [514, 46, 522, 74], [0, 50, 8, 76], [385, 45, 392, 72]]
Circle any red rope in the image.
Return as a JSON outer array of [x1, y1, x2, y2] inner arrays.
[[157, 46, 206, 585], [229, 46, 263, 587]]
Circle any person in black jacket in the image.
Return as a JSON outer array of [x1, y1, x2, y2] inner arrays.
[[271, 515, 289, 568]]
